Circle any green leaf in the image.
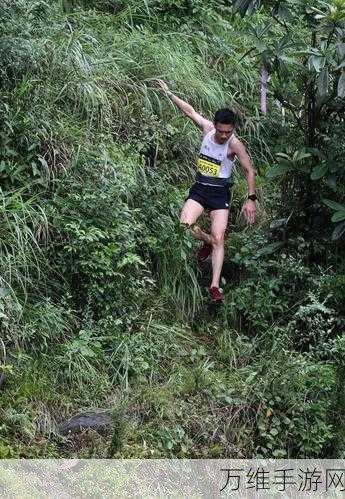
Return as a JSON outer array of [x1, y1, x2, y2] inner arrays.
[[270, 428, 279, 436], [275, 152, 290, 159], [142, 0, 150, 15], [336, 60, 345, 70], [331, 211, 345, 223], [338, 72, 345, 98], [336, 43, 345, 62], [309, 55, 325, 72], [255, 242, 284, 259], [317, 69, 328, 97], [0, 287, 10, 298], [322, 198, 345, 212], [294, 151, 311, 162], [277, 4, 292, 21], [326, 175, 337, 190], [253, 39, 267, 52], [332, 221, 345, 241], [267, 163, 292, 178], [277, 34, 293, 51], [270, 217, 289, 229], [273, 449, 287, 458], [311, 163, 327, 180], [279, 55, 299, 64], [233, 0, 256, 16], [117, 253, 145, 269]]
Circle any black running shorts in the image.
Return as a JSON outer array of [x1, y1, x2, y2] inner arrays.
[[187, 182, 231, 211]]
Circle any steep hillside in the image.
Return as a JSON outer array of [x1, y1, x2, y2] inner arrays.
[[1, 0, 344, 459]]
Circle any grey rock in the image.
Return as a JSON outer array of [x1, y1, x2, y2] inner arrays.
[[59, 413, 113, 436]]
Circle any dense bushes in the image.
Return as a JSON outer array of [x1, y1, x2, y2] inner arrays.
[[0, 0, 344, 459]]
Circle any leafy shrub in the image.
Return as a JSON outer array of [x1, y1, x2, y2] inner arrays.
[[248, 353, 336, 458], [50, 149, 156, 320], [1, 0, 344, 462]]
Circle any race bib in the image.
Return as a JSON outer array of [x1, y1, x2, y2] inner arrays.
[[197, 154, 221, 177]]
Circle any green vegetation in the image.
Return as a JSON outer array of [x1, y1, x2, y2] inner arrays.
[[0, 0, 344, 459]]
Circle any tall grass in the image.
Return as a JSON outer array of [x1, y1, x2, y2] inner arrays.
[[2, 0, 325, 461], [0, 0, 270, 344], [0, 190, 49, 315], [0, 1, 268, 331]]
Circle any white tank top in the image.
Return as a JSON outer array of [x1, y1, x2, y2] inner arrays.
[[198, 130, 235, 177]]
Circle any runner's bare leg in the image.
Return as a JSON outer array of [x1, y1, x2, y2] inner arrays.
[[180, 199, 204, 228], [209, 209, 229, 288], [180, 199, 212, 242], [181, 200, 228, 288]]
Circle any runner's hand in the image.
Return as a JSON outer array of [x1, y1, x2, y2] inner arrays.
[[242, 199, 256, 225], [154, 79, 170, 92]]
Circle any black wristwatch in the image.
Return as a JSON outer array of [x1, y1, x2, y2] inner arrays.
[[248, 193, 257, 202]]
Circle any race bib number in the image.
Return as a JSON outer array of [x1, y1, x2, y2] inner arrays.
[[197, 154, 221, 177]]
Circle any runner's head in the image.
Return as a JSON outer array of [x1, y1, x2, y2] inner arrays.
[[213, 108, 238, 144]]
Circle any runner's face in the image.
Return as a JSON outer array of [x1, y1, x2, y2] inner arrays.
[[214, 123, 235, 144]]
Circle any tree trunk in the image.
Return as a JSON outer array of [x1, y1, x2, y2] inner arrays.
[[260, 66, 268, 115]]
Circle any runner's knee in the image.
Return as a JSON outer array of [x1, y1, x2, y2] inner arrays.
[[211, 232, 225, 247]]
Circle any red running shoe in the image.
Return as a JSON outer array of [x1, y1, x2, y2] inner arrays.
[[209, 287, 224, 302], [197, 242, 212, 263]]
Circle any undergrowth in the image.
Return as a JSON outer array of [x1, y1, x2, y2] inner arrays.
[[0, 0, 344, 460]]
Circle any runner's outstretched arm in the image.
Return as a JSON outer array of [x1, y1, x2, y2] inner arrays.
[[155, 79, 212, 133]]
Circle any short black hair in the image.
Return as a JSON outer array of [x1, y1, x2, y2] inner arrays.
[[214, 108, 238, 126]]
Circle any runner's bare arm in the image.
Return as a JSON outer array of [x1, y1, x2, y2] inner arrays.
[[168, 93, 212, 132], [231, 139, 257, 225], [155, 79, 213, 133], [231, 140, 256, 194]]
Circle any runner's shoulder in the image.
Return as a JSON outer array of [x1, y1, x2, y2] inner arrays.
[[228, 135, 245, 155]]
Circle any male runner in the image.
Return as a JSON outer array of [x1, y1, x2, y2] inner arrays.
[[156, 80, 257, 302]]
